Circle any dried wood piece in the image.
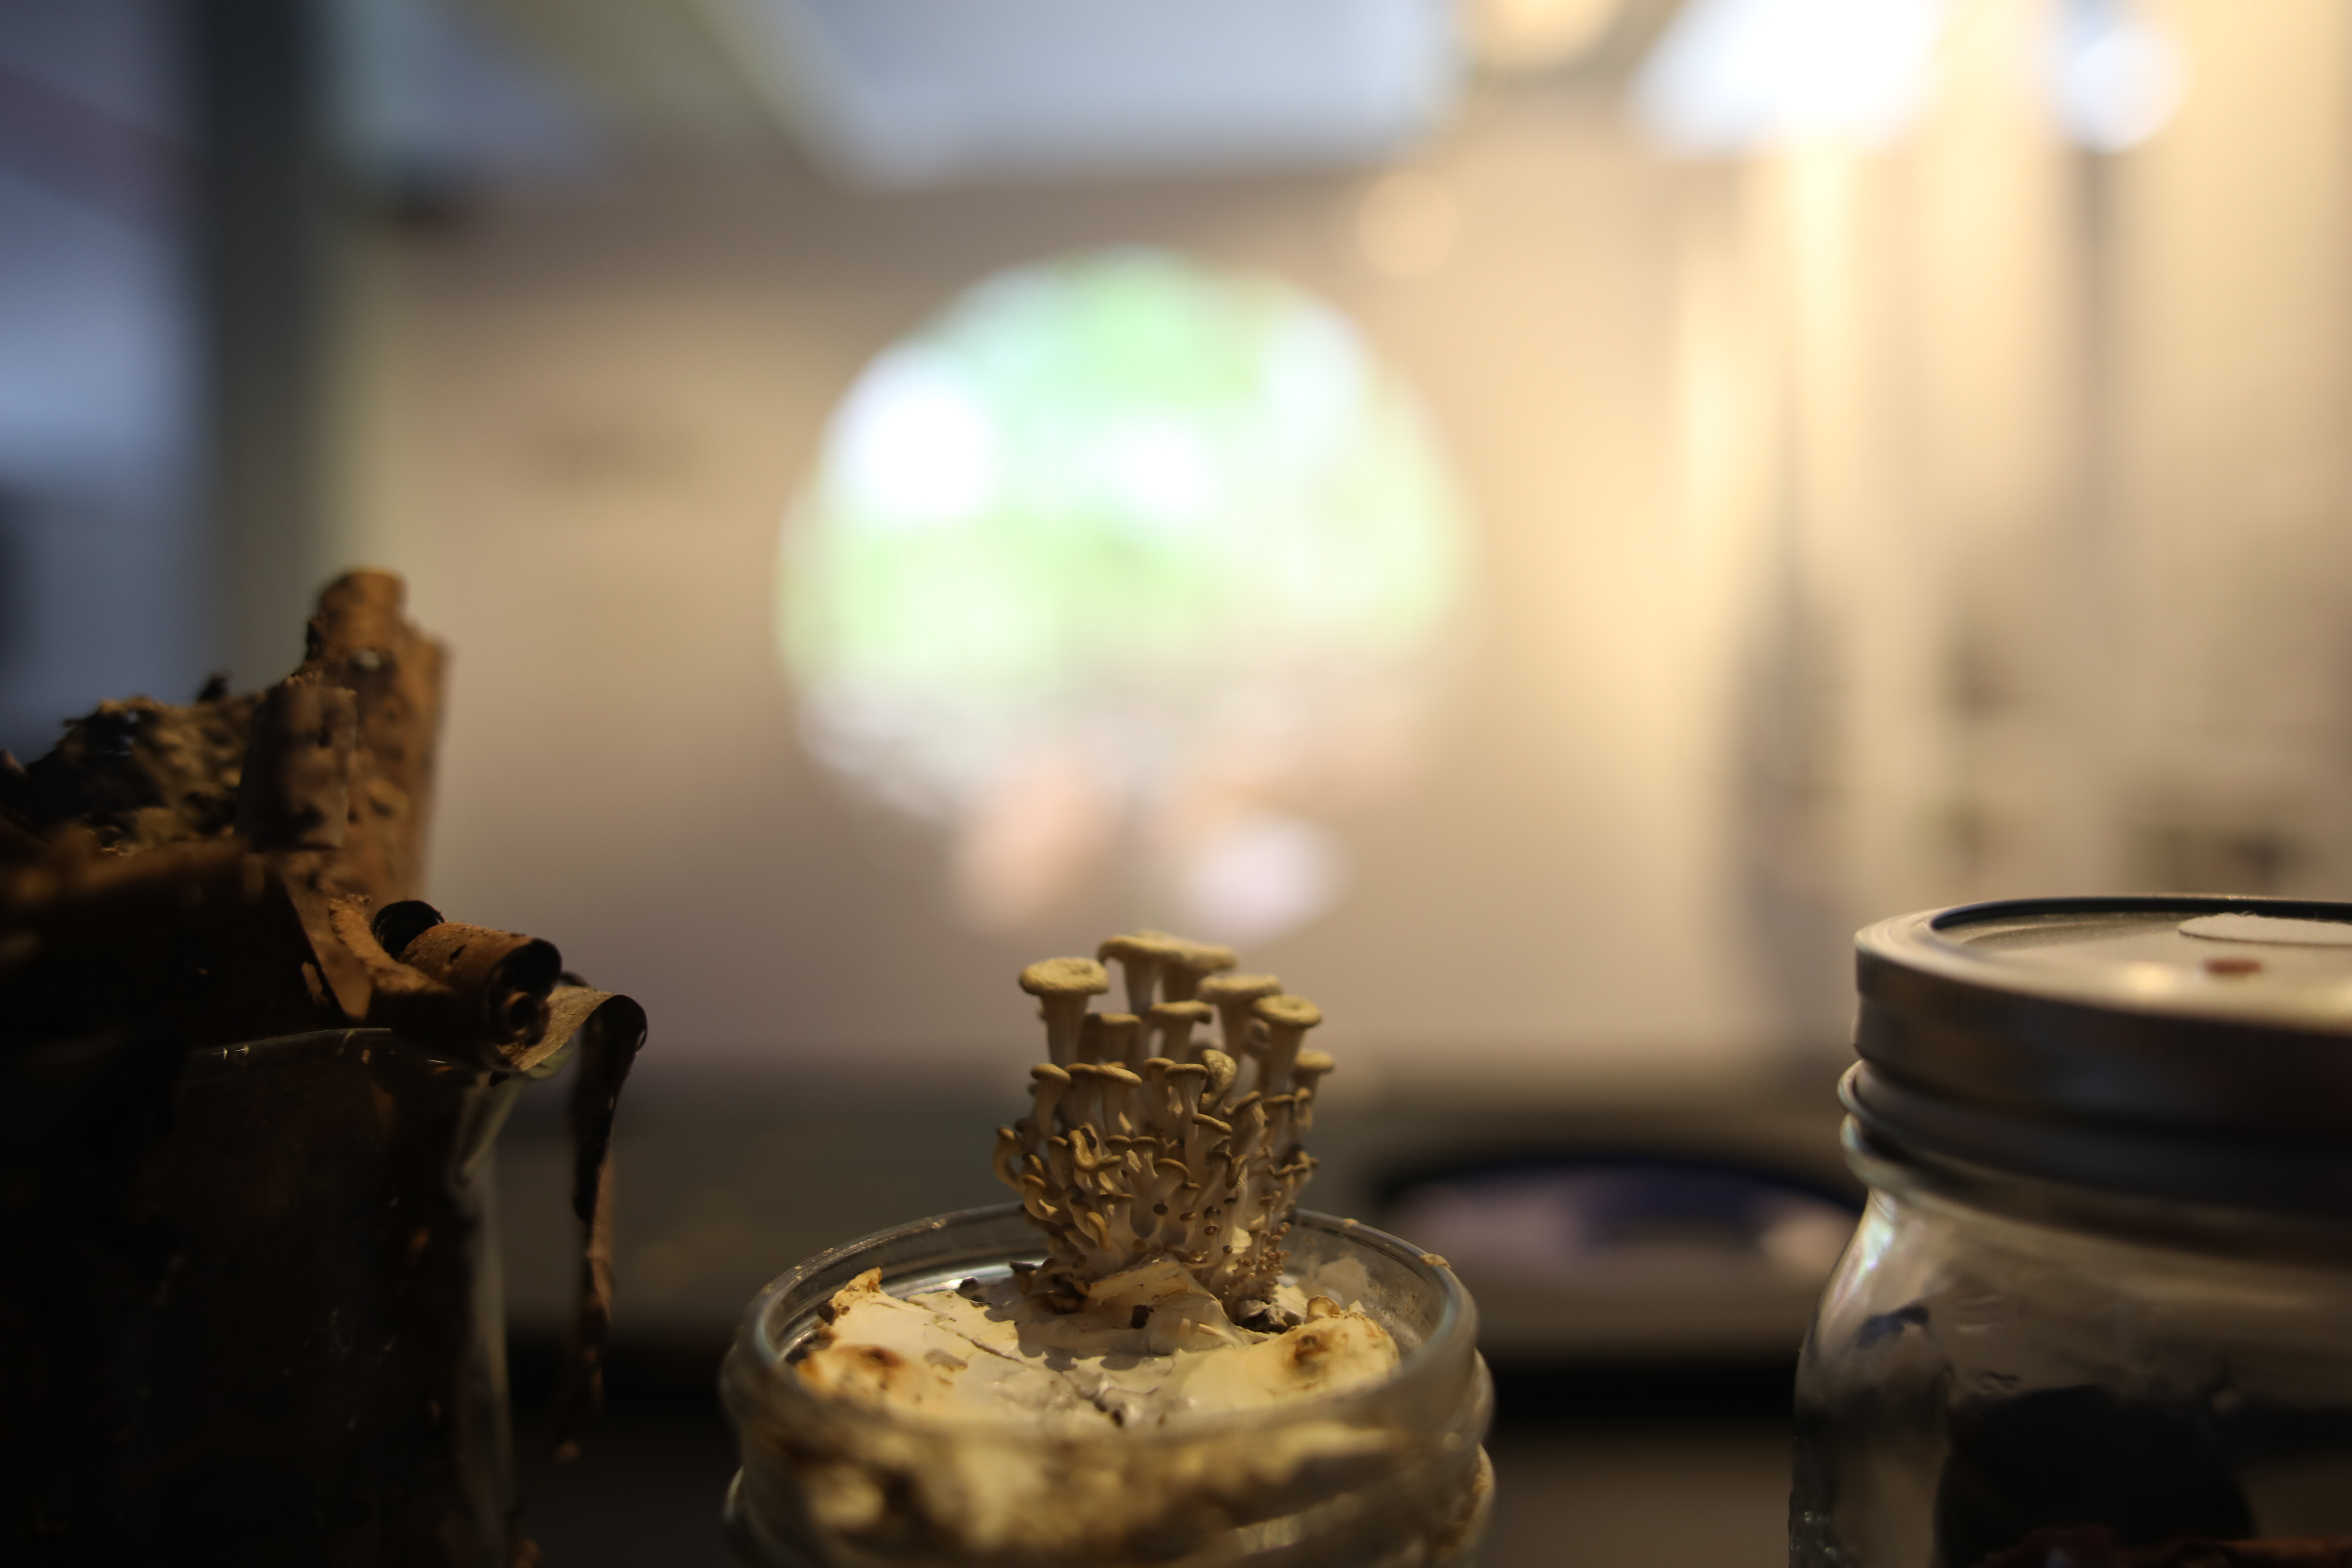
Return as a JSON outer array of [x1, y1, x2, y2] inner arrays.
[[0, 570, 647, 1568], [292, 570, 448, 906], [0, 572, 451, 1034], [235, 682, 356, 852], [0, 838, 335, 1048], [0, 686, 258, 855], [221, 570, 451, 1017]]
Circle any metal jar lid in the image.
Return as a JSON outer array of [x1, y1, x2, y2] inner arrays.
[[1847, 895, 2352, 1217]]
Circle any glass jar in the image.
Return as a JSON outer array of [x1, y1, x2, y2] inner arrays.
[[1, 1010, 642, 1565], [722, 1204, 1493, 1568], [1793, 896, 2352, 1568], [3, 1028, 526, 1562]]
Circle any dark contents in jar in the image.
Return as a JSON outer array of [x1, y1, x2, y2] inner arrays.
[[1938, 1386, 2352, 1568], [1971, 1528, 2352, 1566]]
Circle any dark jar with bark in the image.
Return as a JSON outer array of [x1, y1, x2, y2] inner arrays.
[[0, 1012, 639, 1567], [1794, 897, 2352, 1568]]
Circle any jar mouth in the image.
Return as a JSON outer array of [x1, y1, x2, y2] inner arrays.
[[1843, 1059, 2352, 1225], [1843, 1074, 2352, 1264], [729, 1204, 1478, 1445], [183, 1027, 478, 1074]]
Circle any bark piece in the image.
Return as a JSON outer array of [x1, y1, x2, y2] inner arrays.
[[235, 682, 356, 852], [293, 569, 448, 906], [0, 688, 258, 854], [0, 839, 338, 1049]]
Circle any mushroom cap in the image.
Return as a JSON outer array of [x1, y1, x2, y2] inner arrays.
[[1021, 956, 1110, 996], [1197, 972, 1284, 1004], [1031, 1063, 1072, 1085], [1147, 1000, 1214, 1023], [1199, 1048, 1239, 1097], [1252, 995, 1323, 1030], [1097, 933, 1187, 964], [1142, 930, 1239, 972], [1293, 1048, 1335, 1076]]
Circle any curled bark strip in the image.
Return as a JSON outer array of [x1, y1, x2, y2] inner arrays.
[[509, 989, 646, 1540], [327, 898, 567, 1073], [370, 897, 445, 963], [397, 922, 561, 1054]]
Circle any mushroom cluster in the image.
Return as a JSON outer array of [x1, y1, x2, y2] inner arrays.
[[995, 932, 1334, 1316]]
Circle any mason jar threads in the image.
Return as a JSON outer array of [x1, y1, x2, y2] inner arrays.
[[1793, 897, 2352, 1568], [722, 1205, 1493, 1568]]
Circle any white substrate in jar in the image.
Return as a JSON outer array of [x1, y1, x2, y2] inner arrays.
[[786, 1256, 1401, 1552]]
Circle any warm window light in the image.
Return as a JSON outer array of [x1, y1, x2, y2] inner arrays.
[[1467, 0, 1623, 74], [1633, 0, 1949, 154], [1355, 170, 1462, 278], [778, 250, 1471, 940]]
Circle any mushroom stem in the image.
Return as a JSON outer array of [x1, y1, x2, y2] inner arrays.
[[1146, 1000, 1212, 1062], [1098, 933, 1187, 1015], [1030, 1063, 1071, 1136], [1020, 957, 1109, 1067], [1096, 1012, 1143, 1071], [1197, 973, 1283, 1070], [1289, 1048, 1335, 1133], [1251, 995, 1322, 1097], [1155, 933, 1238, 1002]]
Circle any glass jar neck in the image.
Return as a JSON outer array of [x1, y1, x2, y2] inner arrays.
[[1843, 1116, 2352, 1270]]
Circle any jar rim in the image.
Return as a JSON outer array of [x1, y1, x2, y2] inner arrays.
[[1841, 1091, 2352, 1262], [729, 1203, 1479, 1447], [184, 1027, 395, 1066]]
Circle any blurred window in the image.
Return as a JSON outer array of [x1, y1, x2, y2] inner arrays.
[[778, 247, 1470, 939]]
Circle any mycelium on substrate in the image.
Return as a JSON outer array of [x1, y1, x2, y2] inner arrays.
[[780, 931, 1406, 1554]]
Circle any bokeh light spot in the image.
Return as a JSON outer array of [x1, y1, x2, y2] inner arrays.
[[779, 247, 1470, 938]]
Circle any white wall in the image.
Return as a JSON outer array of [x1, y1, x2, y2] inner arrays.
[[337, 2, 2352, 1087]]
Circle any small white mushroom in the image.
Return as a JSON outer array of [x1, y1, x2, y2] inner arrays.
[[1062, 1070, 1106, 1150], [1251, 995, 1322, 1096], [1162, 1060, 1210, 1119], [1029, 1063, 1071, 1136], [1097, 932, 1189, 1015], [991, 1126, 1024, 1190], [1198, 1048, 1239, 1106], [1288, 1048, 1335, 1133], [1094, 1061, 1144, 1135], [1147, 931, 1239, 1002], [1006, 936, 1335, 1313], [1197, 973, 1283, 1066], [1020, 957, 1109, 1067], [1145, 1000, 1213, 1062], [1289, 1048, 1335, 1098], [1095, 1013, 1143, 1071]]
